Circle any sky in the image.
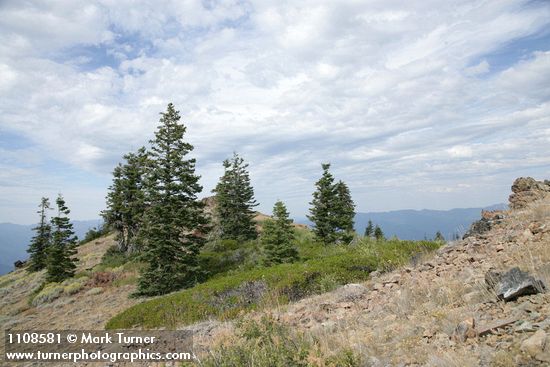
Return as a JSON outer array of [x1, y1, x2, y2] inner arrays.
[[1, 0, 550, 224]]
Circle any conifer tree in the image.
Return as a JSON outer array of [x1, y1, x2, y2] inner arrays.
[[103, 147, 147, 252], [333, 180, 356, 243], [374, 225, 384, 240], [137, 103, 208, 296], [46, 195, 78, 282], [27, 197, 52, 271], [212, 152, 258, 242], [262, 201, 298, 265], [308, 163, 338, 244], [364, 220, 374, 238]]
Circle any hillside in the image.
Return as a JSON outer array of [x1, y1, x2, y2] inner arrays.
[[1, 177, 549, 366], [193, 177, 550, 366], [0, 234, 139, 330], [0, 210, 440, 365]]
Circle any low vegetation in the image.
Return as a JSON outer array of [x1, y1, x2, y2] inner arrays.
[[26, 240, 142, 308], [190, 316, 363, 367], [30, 283, 64, 306], [106, 235, 440, 329]]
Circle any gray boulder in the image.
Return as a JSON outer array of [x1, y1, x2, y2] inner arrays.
[[486, 267, 545, 301]]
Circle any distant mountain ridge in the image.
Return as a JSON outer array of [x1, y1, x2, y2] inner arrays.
[[0, 220, 102, 275], [298, 204, 507, 241]]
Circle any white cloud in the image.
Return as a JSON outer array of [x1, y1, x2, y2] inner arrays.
[[465, 60, 490, 76], [447, 146, 473, 158], [497, 51, 550, 101], [0, 1, 112, 56], [1, 0, 550, 222]]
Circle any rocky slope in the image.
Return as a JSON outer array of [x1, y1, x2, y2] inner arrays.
[[194, 177, 550, 366], [241, 177, 550, 366]]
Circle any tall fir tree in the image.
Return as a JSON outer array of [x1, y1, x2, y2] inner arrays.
[[374, 225, 385, 240], [262, 201, 298, 266], [46, 195, 78, 282], [333, 180, 356, 244], [27, 197, 52, 271], [103, 147, 148, 252], [212, 152, 258, 242], [308, 163, 338, 244], [364, 220, 374, 238], [137, 103, 208, 296]]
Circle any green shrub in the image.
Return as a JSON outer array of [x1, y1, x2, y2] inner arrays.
[[106, 238, 440, 329], [94, 245, 136, 272], [31, 283, 64, 306], [198, 239, 262, 280], [63, 282, 83, 295], [213, 239, 240, 251]]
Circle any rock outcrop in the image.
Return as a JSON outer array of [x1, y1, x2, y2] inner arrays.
[[486, 267, 546, 301], [509, 177, 550, 209], [463, 210, 505, 239], [13, 260, 26, 269]]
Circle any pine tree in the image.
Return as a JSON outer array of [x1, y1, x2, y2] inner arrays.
[[137, 103, 208, 296], [27, 197, 52, 271], [262, 201, 298, 265], [374, 225, 384, 240], [364, 220, 374, 238], [333, 180, 355, 244], [103, 147, 147, 252], [434, 231, 445, 243], [46, 195, 78, 282], [308, 163, 338, 244], [212, 152, 258, 242]]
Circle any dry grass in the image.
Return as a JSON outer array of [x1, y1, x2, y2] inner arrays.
[[0, 233, 140, 360], [506, 197, 550, 288], [426, 351, 479, 367], [531, 200, 550, 222], [76, 233, 117, 270]]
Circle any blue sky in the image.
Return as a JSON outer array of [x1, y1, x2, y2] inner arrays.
[[1, 0, 550, 224]]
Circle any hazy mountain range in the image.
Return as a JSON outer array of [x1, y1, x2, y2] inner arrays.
[[0, 220, 102, 275], [297, 203, 507, 241], [352, 204, 507, 240]]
